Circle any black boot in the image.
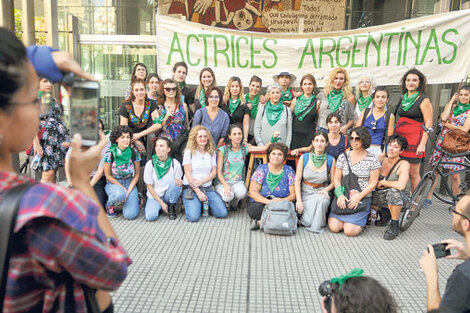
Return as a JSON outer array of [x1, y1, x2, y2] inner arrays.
[[384, 219, 399, 240], [168, 204, 177, 220], [375, 208, 391, 227]]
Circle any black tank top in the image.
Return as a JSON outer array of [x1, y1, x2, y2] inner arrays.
[[395, 93, 429, 123]]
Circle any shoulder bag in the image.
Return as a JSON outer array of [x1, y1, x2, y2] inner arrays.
[[441, 105, 470, 154]]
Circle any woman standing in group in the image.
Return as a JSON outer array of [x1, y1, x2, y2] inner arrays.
[[244, 75, 264, 143], [221, 76, 250, 142], [356, 86, 391, 158], [193, 86, 230, 147], [316, 68, 355, 134], [354, 74, 376, 120], [290, 74, 320, 150], [254, 84, 292, 148], [194, 67, 217, 110], [390, 68, 433, 194], [182, 125, 227, 222], [295, 131, 335, 233], [172, 61, 194, 110], [329, 127, 380, 237], [146, 73, 161, 102], [120, 78, 159, 156], [273, 71, 296, 107], [32, 77, 68, 182], [125, 62, 147, 98]]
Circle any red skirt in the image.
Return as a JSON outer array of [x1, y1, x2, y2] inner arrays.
[[394, 117, 425, 160]]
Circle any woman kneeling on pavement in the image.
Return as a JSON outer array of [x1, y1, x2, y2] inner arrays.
[[295, 131, 335, 233], [248, 142, 296, 230], [372, 134, 410, 240], [104, 125, 141, 218], [182, 125, 227, 222], [329, 126, 380, 236], [144, 136, 183, 221]]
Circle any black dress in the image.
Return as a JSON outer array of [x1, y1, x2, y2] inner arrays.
[[291, 99, 318, 150], [220, 101, 250, 127]]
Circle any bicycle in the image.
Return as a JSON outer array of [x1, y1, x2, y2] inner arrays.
[[399, 125, 470, 231]]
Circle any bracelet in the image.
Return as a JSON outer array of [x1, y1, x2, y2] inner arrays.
[[334, 186, 345, 198]]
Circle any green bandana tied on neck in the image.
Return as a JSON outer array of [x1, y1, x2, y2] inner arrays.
[[228, 98, 241, 114], [327, 89, 343, 113], [178, 81, 186, 90], [310, 152, 326, 168], [294, 95, 316, 122], [281, 88, 293, 102], [266, 168, 284, 192], [151, 154, 172, 179], [454, 101, 470, 116], [154, 113, 165, 125], [265, 101, 284, 126], [331, 268, 364, 289], [245, 94, 259, 118], [270, 135, 281, 143], [110, 144, 132, 167], [357, 94, 373, 112], [199, 89, 206, 107], [401, 91, 420, 112]]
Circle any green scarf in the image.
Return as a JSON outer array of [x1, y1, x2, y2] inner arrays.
[[357, 94, 373, 112], [151, 155, 172, 179], [245, 94, 259, 118], [270, 135, 281, 143], [331, 268, 364, 289], [401, 91, 420, 112], [266, 168, 284, 192], [327, 89, 343, 113], [280, 88, 293, 102], [199, 89, 206, 107], [265, 101, 284, 126], [154, 113, 165, 125], [310, 152, 326, 168], [109, 144, 132, 167], [228, 98, 241, 114], [178, 81, 186, 90], [294, 95, 316, 122], [453, 101, 470, 116]]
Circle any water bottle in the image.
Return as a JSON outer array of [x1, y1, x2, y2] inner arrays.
[[30, 153, 41, 170], [202, 201, 209, 217]]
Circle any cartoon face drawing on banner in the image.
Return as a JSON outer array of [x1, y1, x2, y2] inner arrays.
[[233, 8, 254, 30]]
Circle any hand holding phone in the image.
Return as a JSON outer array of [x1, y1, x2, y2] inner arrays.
[[70, 81, 100, 146], [428, 243, 451, 259]]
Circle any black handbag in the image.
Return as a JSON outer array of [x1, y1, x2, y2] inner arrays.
[[0, 182, 101, 313], [330, 152, 368, 215], [172, 117, 193, 161]]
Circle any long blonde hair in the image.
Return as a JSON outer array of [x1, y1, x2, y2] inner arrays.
[[186, 125, 216, 155], [323, 68, 353, 99], [223, 76, 244, 103], [195, 67, 217, 99]]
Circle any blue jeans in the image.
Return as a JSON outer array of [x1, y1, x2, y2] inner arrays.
[[105, 177, 139, 220], [182, 187, 227, 222], [145, 184, 182, 221]]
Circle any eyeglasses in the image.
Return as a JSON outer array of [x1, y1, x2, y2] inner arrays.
[[359, 80, 371, 84], [208, 95, 220, 99], [9, 97, 41, 107], [448, 206, 470, 221], [164, 87, 177, 92], [349, 136, 361, 142], [370, 120, 377, 132]]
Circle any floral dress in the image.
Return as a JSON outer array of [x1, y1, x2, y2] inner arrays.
[[159, 103, 186, 140], [37, 98, 68, 171], [249, 164, 296, 201], [429, 110, 470, 171]]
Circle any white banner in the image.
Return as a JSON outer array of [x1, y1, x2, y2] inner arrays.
[[156, 10, 470, 87]]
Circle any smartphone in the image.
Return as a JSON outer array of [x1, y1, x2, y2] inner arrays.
[[429, 243, 451, 259], [70, 80, 100, 146]]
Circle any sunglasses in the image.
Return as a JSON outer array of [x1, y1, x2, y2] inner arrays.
[[448, 206, 470, 221], [164, 87, 177, 92], [349, 136, 361, 142], [370, 120, 377, 132]]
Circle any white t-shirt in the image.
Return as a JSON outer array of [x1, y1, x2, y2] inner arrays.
[[143, 158, 183, 199], [182, 149, 216, 187]]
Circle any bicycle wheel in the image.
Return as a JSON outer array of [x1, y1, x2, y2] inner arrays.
[[400, 173, 434, 231]]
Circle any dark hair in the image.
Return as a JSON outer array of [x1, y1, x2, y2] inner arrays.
[[172, 61, 188, 73], [459, 85, 470, 94], [146, 73, 161, 84], [387, 134, 408, 151], [109, 125, 133, 144], [0, 27, 28, 111], [226, 124, 243, 147], [350, 126, 371, 149], [131, 62, 147, 80], [124, 78, 146, 103], [98, 119, 105, 131], [154, 136, 172, 152], [205, 86, 223, 107], [400, 68, 427, 94], [300, 74, 317, 91], [312, 130, 328, 143], [249, 75, 262, 86], [332, 276, 397, 313], [157, 78, 182, 106], [326, 112, 342, 125], [372, 86, 389, 99], [267, 142, 288, 161]]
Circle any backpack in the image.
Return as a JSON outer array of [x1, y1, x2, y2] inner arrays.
[[302, 153, 334, 184], [260, 200, 297, 236], [222, 144, 248, 180]]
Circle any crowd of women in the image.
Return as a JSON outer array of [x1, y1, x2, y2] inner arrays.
[[35, 59, 470, 241]]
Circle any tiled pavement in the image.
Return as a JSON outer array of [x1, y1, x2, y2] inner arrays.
[[110, 198, 461, 313]]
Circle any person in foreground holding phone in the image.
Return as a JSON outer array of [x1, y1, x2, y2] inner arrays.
[[0, 27, 130, 313], [419, 195, 470, 312]]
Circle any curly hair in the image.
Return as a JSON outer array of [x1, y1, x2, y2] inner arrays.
[[223, 76, 244, 104], [186, 125, 216, 155], [323, 68, 353, 100], [400, 68, 427, 94], [124, 78, 146, 103], [157, 78, 182, 106], [387, 134, 408, 151], [350, 126, 371, 149], [204, 87, 224, 107], [109, 125, 133, 145], [332, 276, 398, 313], [266, 142, 289, 161], [195, 67, 217, 99]]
